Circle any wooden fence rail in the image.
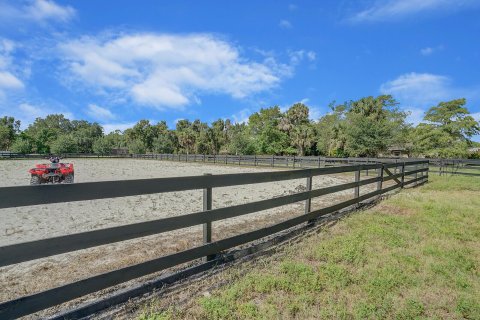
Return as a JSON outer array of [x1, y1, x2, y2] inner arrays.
[[0, 160, 429, 319], [1, 151, 478, 176]]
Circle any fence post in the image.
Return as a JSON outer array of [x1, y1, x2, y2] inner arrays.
[[377, 164, 383, 191], [354, 167, 360, 206], [271, 155, 274, 167], [293, 155, 296, 168], [414, 163, 419, 185], [420, 162, 423, 181], [238, 155, 241, 166], [401, 162, 406, 188], [426, 161, 430, 182], [318, 156, 321, 168], [203, 173, 213, 262], [306, 174, 314, 224], [305, 175, 312, 215]]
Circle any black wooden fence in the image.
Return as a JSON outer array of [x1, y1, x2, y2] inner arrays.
[[1, 152, 478, 176], [0, 151, 422, 169], [427, 158, 480, 177], [0, 160, 429, 319]]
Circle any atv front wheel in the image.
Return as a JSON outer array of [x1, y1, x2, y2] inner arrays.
[[65, 174, 74, 184], [30, 175, 41, 185]]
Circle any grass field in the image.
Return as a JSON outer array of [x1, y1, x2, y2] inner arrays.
[[139, 174, 480, 320]]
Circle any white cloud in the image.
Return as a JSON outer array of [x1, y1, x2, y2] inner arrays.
[[0, 71, 24, 89], [380, 72, 480, 123], [288, 50, 316, 65], [404, 107, 425, 125], [0, 0, 75, 25], [349, 0, 479, 23], [380, 72, 454, 107], [26, 0, 75, 22], [59, 33, 297, 110], [101, 122, 136, 134], [420, 45, 444, 56], [18, 103, 48, 119], [279, 20, 293, 29], [12, 103, 74, 129], [308, 107, 321, 121], [231, 108, 252, 124], [300, 98, 310, 104], [306, 51, 316, 61], [288, 4, 298, 11], [420, 47, 434, 56], [0, 38, 24, 97], [86, 104, 115, 121], [472, 112, 480, 122]]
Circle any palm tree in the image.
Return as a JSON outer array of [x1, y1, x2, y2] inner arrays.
[[291, 124, 315, 156]]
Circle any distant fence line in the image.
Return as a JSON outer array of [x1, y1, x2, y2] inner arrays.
[[1, 152, 479, 176], [0, 159, 429, 319]]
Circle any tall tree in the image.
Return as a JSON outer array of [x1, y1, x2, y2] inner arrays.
[[281, 103, 313, 155], [71, 120, 103, 153], [316, 104, 347, 156], [343, 95, 408, 157], [25, 114, 73, 153], [413, 99, 480, 157], [125, 120, 158, 151], [50, 135, 78, 154], [285, 103, 309, 127], [227, 123, 255, 155], [178, 128, 196, 154], [153, 131, 177, 154], [290, 124, 316, 156], [249, 106, 291, 155], [211, 119, 230, 154], [0, 116, 21, 150]]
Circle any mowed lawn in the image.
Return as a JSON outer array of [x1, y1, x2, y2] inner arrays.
[[141, 175, 480, 320]]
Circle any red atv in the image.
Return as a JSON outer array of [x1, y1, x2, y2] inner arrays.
[[29, 157, 74, 185]]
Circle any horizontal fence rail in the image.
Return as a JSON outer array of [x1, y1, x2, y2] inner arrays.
[[2, 151, 478, 176], [0, 164, 380, 209], [0, 160, 429, 319]]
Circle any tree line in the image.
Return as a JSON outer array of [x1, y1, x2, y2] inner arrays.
[[1, 95, 479, 158]]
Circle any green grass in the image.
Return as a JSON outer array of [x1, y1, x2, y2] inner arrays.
[[140, 175, 480, 319]]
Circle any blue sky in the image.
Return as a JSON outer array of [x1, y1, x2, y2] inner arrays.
[[0, 0, 479, 140]]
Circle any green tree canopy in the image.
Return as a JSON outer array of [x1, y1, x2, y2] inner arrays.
[[249, 106, 292, 155], [316, 104, 347, 157], [50, 135, 78, 154], [1, 96, 477, 158], [0, 116, 21, 150], [413, 98, 480, 157]]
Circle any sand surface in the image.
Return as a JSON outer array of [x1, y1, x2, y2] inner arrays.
[[0, 158, 362, 309], [0, 158, 355, 245]]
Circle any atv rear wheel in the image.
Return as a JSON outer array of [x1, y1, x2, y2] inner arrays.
[[65, 174, 74, 184], [30, 175, 41, 185]]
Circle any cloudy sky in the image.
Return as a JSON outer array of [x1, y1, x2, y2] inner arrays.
[[0, 0, 479, 140]]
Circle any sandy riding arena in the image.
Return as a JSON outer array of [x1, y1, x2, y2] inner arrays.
[[0, 158, 360, 311]]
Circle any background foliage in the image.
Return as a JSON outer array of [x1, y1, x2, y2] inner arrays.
[[1, 96, 479, 158]]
